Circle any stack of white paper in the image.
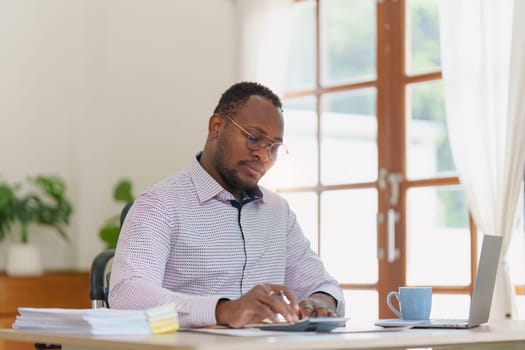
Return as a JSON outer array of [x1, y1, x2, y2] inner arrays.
[[12, 303, 179, 335]]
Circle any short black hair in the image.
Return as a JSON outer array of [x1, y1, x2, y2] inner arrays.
[[213, 82, 282, 118]]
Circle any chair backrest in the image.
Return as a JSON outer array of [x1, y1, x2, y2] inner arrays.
[[89, 201, 134, 308], [89, 249, 115, 308], [120, 201, 134, 228]]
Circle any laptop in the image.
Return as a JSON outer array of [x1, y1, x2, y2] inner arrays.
[[375, 234, 502, 329]]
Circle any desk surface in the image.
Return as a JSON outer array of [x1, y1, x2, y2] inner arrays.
[[2, 320, 525, 350]]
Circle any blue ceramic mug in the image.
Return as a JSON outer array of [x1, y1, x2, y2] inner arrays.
[[387, 287, 432, 320]]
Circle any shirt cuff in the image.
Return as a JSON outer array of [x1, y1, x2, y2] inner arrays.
[[311, 286, 345, 317], [178, 295, 225, 328]]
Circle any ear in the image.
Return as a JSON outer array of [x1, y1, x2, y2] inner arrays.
[[208, 114, 225, 138]]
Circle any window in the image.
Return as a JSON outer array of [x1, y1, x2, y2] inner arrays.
[[261, 0, 489, 319]]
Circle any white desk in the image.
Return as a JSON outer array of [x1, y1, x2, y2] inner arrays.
[[2, 320, 525, 350]]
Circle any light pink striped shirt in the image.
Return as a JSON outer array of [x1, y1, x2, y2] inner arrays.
[[109, 157, 344, 328]]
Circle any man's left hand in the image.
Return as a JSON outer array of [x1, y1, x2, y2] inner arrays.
[[298, 293, 337, 318]]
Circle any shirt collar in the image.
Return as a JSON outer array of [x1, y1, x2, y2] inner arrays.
[[189, 153, 264, 204]]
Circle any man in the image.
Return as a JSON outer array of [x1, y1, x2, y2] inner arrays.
[[109, 82, 344, 328]]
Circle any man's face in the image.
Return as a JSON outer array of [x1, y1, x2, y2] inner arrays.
[[212, 95, 284, 196]]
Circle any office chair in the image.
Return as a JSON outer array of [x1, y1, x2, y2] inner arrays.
[[89, 201, 133, 309], [89, 249, 115, 308]]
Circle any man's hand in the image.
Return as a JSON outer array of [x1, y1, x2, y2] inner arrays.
[[298, 292, 337, 318], [215, 284, 300, 328]]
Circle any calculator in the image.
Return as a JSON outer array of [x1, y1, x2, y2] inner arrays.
[[258, 317, 348, 332]]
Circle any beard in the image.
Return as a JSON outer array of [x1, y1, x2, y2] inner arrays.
[[213, 136, 259, 195]]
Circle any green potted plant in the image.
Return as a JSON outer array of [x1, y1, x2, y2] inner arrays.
[[0, 175, 73, 276], [99, 179, 134, 249]]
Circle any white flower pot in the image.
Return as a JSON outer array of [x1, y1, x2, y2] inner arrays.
[[6, 243, 43, 276]]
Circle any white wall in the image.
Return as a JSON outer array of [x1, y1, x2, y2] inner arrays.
[[0, 0, 236, 270]]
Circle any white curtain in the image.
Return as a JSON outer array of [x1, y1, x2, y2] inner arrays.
[[235, 0, 293, 95], [439, 0, 525, 319]]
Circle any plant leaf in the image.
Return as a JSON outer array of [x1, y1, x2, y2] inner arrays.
[[0, 184, 15, 206], [32, 176, 66, 200], [0, 183, 15, 240], [52, 224, 70, 242], [0, 175, 72, 243], [114, 179, 134, 202], [99, 224, 120, 249]]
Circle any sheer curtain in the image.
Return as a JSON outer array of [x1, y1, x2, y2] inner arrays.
[[439, 0, 525, 319], [234, 0, 293, 95]]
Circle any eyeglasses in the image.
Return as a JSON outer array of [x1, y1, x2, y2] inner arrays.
[[221, 115, 288, 161]]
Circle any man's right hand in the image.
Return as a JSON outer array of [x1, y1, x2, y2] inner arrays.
[[215, 284, 300, 328]]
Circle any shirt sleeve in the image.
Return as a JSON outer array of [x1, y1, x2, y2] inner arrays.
[[108, 192, 224, 328], [283, 205, 346, 317]]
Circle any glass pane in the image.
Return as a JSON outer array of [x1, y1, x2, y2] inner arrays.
[[516, 295, 525, 319], [406, 80, 455, 179], [321, 89, 377, 185], [430, 294, 470, 319], [406, 0, 441, 75], [344, 290, 378, 319], [285, 0, 316, 92], [263, 97, 318, 188], [281, 192, 318, 254], [406, 186, 470, 285], [321, 189, 377, 284], [320, 0, 376, 86], [509, 188, 525, 287]]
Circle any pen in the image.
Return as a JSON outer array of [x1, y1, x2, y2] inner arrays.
[[278, 289, 290, 305]]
